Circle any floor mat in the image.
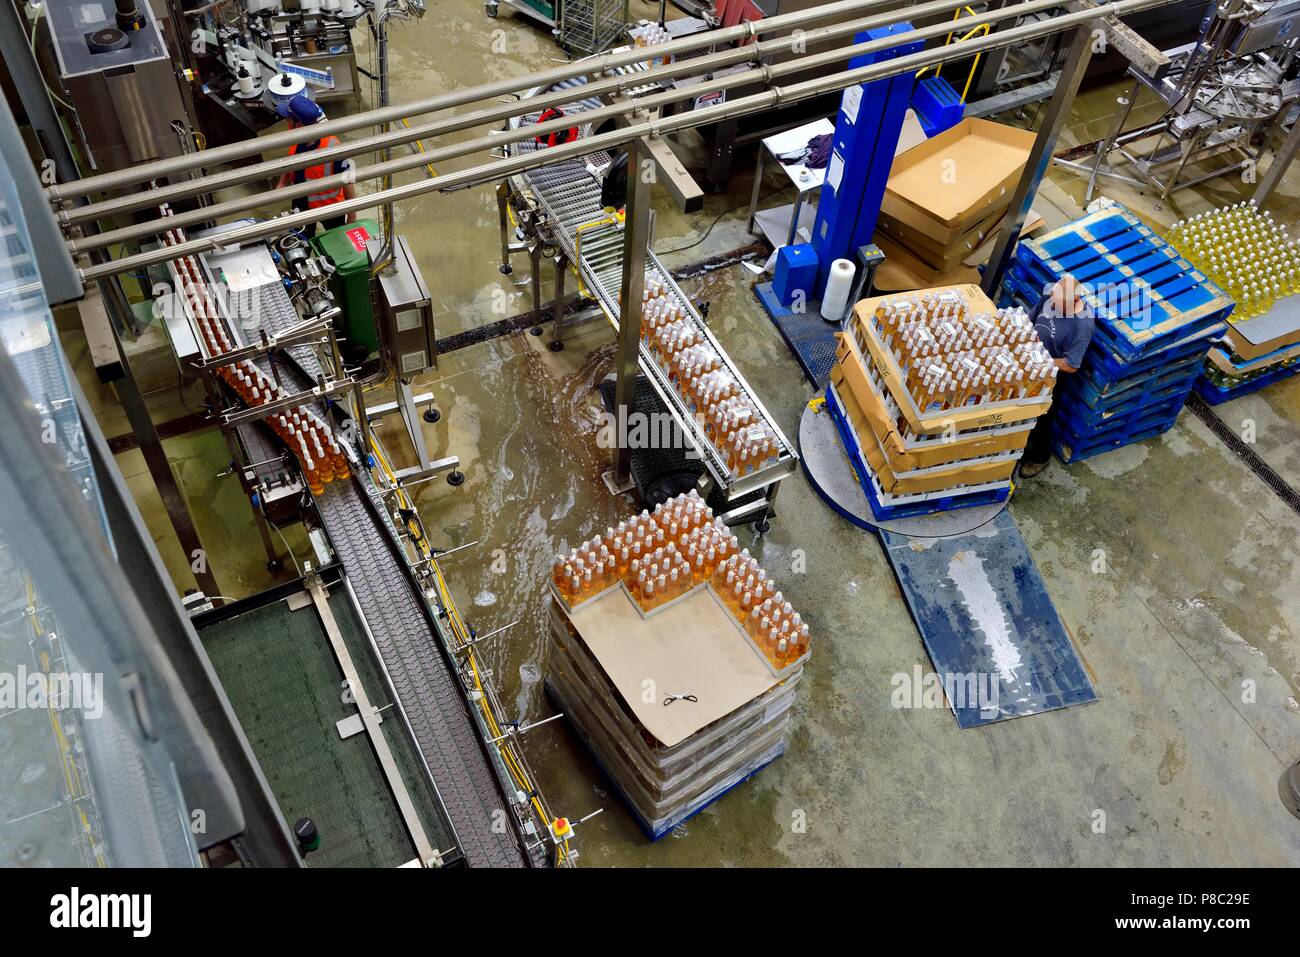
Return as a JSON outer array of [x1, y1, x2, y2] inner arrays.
[[879, 510, 1098, 728]]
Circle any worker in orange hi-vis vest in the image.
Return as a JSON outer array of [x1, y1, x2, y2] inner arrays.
[[275, 94, 358, 238]]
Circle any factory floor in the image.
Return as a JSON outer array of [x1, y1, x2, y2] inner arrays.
[[64, 1, 1300, 866]]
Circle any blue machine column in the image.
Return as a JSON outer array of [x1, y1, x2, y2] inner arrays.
[[810, 22, 923, 296]]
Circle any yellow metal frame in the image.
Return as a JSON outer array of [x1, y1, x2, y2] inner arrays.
[[572, 209, 623, 300], [914, 7, 992, 104]]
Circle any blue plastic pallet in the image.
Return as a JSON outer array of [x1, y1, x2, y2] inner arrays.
[[543, 678, 784, 841], [1062, 355, 1203, 415], [1052, 413, 1181, 463], [1193, 359, 1300, 405], [825, 382, 1011, 520], [912, 76, 963, 136], [1078, 323, 1220, 391], [1016, 205, 1233, 361], [1052, 394, 1184, 453]]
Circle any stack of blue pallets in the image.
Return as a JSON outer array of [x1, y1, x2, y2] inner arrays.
[[1007, 205, 1232, 463]]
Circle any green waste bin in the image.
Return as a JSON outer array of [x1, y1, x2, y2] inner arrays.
[[312, 218, 380, 359]]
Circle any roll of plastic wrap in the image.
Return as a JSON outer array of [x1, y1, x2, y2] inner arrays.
[[820, 258, 855, 322]]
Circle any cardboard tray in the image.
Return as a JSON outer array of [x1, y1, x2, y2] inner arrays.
[[881, 118, 1036, 236], [830, 349, 1032, 471], [844, 287, 1054, 435], [831, 372, 1017, 493]]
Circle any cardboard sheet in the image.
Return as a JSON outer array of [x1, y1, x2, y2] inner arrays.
[[564, 587, 779, 748]]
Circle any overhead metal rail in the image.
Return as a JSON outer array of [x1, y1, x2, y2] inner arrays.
[[65, 0, 1185, 284], [62, 0, 1047, 234], [45, 0, 979, 201]]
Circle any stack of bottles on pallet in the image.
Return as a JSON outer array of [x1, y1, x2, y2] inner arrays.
[[161, 218, 348, 495], [1166, 201, 1300, 399], [863, 293, 1058, 413], [550, 491, 810, 669], [1167, 201, 1299, 320], [639, 268, 781, 476]]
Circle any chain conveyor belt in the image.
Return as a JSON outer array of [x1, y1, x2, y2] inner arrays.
[[509, 75, 798, 501], [197, 250, 534, 868]]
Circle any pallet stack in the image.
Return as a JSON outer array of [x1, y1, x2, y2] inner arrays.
[[546, 492, 807, 839], [1006, 205, 1232, 463], [826, 284, 1055, 521], [1164, 202, 1300, 404]]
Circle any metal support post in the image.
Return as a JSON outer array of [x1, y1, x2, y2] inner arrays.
[[611, 137, 652, 489], [496, 182, 515, 275], [1254, 113, 1300, 206], [529, 243, 544, 334], [551, 252, 569, 352], [981, 25, 1095, 298]]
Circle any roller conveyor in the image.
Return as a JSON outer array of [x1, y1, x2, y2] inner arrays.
[[508, 75, 799, 503], [191, 245, 535, 868]]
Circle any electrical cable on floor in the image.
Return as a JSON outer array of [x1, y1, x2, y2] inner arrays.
[[271, 520, 304, 575], [656, 186, 792, 256]]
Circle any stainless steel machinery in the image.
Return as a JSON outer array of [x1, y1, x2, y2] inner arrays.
[[1060, 0, 1300, 199]]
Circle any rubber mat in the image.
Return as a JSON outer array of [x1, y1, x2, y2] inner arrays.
[[754, 281, 839, 389], [878, 510, 1098, 728]]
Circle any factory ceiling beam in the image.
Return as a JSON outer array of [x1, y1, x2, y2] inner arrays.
[[60, 0, 992, 228], [77, 0, 1181, 285], [46, 0, 929, 202]]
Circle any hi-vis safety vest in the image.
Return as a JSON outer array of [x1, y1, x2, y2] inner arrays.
[[292, 135, 346, 208]]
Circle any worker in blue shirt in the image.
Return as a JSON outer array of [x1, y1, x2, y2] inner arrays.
[[1019, 275, 1095, 478]]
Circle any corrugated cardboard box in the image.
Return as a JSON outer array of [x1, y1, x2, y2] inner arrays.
[[880, 118, 1036, 243]]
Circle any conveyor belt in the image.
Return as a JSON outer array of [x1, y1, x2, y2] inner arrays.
[[316, 476, 530, 868], [201, 252, 531, 868], [509, 74, 798, 500]]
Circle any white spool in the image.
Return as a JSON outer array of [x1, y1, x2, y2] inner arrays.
[[268, 72, 307, 112], [338, 0, 358, 14], [820, 258, 856, 322]]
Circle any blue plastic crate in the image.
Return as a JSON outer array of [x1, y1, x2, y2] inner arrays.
[[912, 76, 963, 136]]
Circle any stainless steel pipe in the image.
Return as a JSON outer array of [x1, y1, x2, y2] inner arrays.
[[70, 0, 1073, 251], [48, 0, 913, 202], [78, 0, 1173, 283], [61, 0, 960, 226]]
